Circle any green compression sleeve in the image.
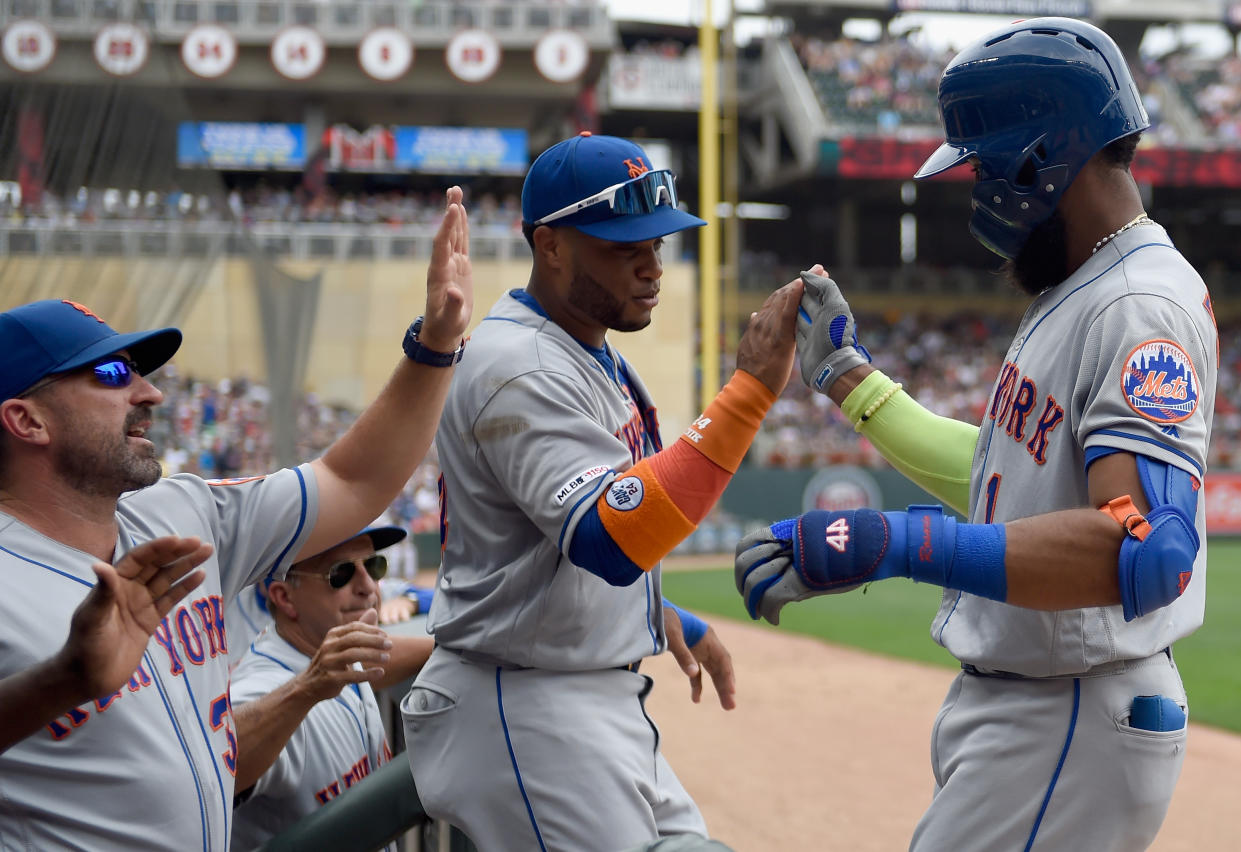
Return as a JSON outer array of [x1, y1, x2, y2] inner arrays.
[[840, 370, 978, 515]]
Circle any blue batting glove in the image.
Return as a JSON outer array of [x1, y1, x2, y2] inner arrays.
[[734, 506, 1006, 626]]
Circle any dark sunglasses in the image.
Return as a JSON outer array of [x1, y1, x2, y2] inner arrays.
[[19, 356, 139, 398], [289, 554, 388, 589]]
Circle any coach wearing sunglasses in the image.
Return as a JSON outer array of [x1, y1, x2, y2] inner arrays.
[[228, 524, 430, 850]]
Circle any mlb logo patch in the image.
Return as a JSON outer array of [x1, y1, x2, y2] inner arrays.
[[1122, 339, 1199, 424]]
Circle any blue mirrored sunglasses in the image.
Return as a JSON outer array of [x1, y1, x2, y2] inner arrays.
[[92, 356, 139, 387], [19, 355, 139, 398], [532, 169, 679, 226]]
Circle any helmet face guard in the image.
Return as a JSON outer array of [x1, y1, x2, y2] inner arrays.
[[915, 17, 1150, 259]]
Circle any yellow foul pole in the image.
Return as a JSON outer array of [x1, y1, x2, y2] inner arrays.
[[698, 0, 720, 411]]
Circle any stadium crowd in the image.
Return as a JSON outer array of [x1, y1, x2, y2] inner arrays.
[[790, 32, 1240, 145], [0, 183, 523, 233]]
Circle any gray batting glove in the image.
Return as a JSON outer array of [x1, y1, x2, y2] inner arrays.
[[797, 270, 872, 395], [734, 528, 814, 626]]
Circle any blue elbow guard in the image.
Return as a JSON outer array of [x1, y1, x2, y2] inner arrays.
[[1109, 457, 1201, 622]]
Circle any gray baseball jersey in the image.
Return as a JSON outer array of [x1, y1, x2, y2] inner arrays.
[[230, 628, 393, 852], [404, 290, 705, 850], [935, 221, 1217, 675], [426, 290, 669, 669], [913, 222, 1216, 851], [0, 466, 318, 852]]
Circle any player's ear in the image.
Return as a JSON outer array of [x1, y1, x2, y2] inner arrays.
[[532, 224, 566, 271], [265, 581, 298, 620], [0, 398, 53, 447]]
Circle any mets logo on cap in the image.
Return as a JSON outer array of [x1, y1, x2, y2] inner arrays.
[[1122, 339, 1199, 424]]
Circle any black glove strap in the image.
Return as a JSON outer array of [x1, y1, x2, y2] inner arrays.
[[402, 316, 465, 367]]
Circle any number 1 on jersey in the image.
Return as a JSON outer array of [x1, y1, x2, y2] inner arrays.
[[984, 473, 1001, 524]]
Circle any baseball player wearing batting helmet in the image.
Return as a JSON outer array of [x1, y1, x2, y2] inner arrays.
[[230, 524, 432, 851], [402, 133, 803, 851], [0, 188, 470, 850], [736, 18, 1215, 852]]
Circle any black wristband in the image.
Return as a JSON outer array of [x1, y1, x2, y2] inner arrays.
[[402, 316, 464, 367]]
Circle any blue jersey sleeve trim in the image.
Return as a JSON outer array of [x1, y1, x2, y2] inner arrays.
[[1088, 430, 1203, 477], [567, 504, 644, 587], [263, 466, 310, 586], [1023, 678, 1081, 852], [556, 475, 610, 553]]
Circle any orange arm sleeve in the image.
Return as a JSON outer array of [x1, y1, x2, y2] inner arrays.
[[597, 370, 776, 570]]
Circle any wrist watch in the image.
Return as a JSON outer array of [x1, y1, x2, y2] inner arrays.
[[402, 316, 465, 367]]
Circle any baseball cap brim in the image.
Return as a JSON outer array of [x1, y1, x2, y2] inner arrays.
[[55, 327, 183, 378], [359, 525, 408, 552], [915, 141, 974, 180], [572, 205, 706, 243]]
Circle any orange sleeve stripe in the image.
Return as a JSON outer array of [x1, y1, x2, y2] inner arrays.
[[597, 458, 696, 571], [679, 370, 776, 473]]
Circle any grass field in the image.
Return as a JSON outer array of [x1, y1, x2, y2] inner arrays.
[[663, 539, 1241, 733]]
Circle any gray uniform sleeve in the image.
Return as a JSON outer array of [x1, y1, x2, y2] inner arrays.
[[475, 371, 634, 553], [165, 464, 320, 605], [1077, 292, 1214, 474]]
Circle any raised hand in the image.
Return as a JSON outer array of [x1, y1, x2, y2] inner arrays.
[[65, 536, 213, 698], [736, 277, 803, 395], [797, 267, 872, 396], [419, 186, 474, 353]]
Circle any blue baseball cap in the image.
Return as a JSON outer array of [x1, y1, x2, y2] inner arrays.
[[0, 299, 182, 401], [521, 132, 706, 243]]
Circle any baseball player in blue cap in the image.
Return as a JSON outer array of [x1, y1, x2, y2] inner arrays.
[[402, 133, 803, 850], [736, 19, 1216, 852], [0, 188, 471, 850], [230, 524, 431, 851]]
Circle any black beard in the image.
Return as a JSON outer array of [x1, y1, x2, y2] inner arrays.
[[567, 269, 649, 333], [1002, 209, 1069, 297]]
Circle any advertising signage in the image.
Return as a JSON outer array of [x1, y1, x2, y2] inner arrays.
[[177, 122, 306, 170], [393, 126, 528, 175]]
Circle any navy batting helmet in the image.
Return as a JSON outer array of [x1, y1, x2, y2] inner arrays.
[[915, 17, 1149, 259]]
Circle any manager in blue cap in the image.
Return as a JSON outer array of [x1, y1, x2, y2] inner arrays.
[[402, 133, 805, 850]]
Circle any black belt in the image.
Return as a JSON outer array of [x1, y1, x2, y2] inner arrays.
[[440, 645, 641, 675], [962, 647, 1172, 680]]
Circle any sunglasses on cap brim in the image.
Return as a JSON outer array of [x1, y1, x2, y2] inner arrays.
[[287, 554, 388, 589], [532, 170, 679, 226]]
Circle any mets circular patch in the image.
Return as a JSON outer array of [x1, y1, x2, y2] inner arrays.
[[606, 477, 644, 512], [1122, 339, 1199, 424]]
